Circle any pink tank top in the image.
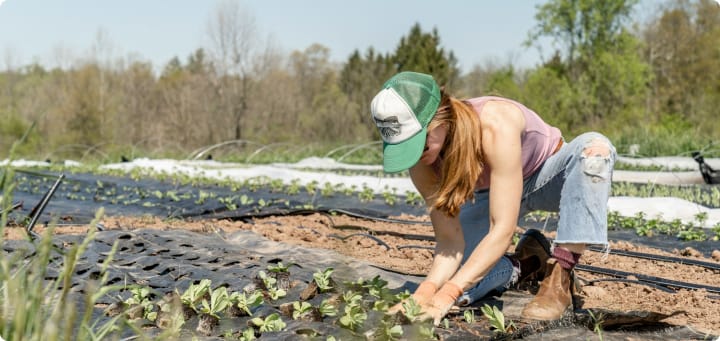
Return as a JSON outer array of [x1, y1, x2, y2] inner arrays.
[[434, 96, 562, 190]]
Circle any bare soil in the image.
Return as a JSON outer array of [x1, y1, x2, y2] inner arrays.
[[9, 212, 720, 336]]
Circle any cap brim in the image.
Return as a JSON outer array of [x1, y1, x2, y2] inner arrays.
[[382, 128, 427, 173]]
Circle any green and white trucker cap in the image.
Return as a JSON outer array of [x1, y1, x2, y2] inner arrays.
[[371, 72, 441, 173]]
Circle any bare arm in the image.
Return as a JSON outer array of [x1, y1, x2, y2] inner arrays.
[[408, 163, 464, 288], [447, 100, 526, 290]]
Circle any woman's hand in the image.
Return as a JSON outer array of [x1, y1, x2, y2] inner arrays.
[[387, 280, 437, 314], [418, 282, 463, 325]]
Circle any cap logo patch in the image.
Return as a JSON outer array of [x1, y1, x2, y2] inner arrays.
[[374, 116, 401, 138]]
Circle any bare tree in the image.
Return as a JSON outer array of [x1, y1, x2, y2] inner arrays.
[[206, 0, 265, 141], [87, 29, 115, 142], [50, 43, 75, 70]]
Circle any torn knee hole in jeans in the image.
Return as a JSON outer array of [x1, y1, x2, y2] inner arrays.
[[582, 139, 611, 182]]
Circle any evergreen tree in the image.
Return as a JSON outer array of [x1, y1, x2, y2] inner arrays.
[[392, 23, 459, 87]]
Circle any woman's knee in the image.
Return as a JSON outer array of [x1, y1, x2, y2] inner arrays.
[[574, 132, 616, 181], [574, 132, 615, 156]]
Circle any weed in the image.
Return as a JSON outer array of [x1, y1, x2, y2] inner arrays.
[[481, 304, 514, 334], [588, 310, 605, 341], [463, 309, 476, 323]]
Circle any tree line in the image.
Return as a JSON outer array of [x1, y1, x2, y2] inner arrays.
[[1, 0, 719, 161]]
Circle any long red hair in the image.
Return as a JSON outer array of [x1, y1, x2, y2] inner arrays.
[[427, 89, 484, 217]]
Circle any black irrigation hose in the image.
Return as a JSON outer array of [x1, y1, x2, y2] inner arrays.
[[328, 208, 432, 226], [396, 245, 434, 251], [575, 264, 720, 294], [368, 262, 425, 277], [582, 278, 676, 293], [587, 245, 720, 271], [26, 173, 65, 235], [327, 233, 391, 250], [333, 224, 434, 242]]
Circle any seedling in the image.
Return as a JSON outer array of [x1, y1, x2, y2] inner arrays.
[[219, 195, 239, 210], [267, 262, 293, 273], [359, 186, 374, 202], [238, 328, 257, 341], [195, 190, 211, 204], [677, 227, 707, 241], [258, 271, 287, 299], [394, 290, 412, 302], [321, 182, 335, 197], [405, 190, 424, 206], [250, 313, 287, 332], [197, 286, 230, 335], [305, 180, 319, 195], [165, 190, 180, 202], [318, 299, 338, 317], [269, 178, 284, 192], [230, 290, 264, 316], [240, 194, 254, 206], [200, 286, 230, 318], [124, 286, 156, 320], [291, 301, 313, 320], [155, 298, 185, 331], [375, 320, 403, 340], [342, 290, 362, 306], [363, 275, 390, 299], [382, 186, 398, 206], [180, 279, 212, 311], [419, 324, 437, 339], [338, 304, 367, 331], [313, 267, 335, 293], [286, 179, 301, 195], [372, 299, 390, 312], [401, 298, 423, 323], [712, 222, 720, 241]]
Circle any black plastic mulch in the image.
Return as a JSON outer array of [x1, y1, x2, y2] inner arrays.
[[8, 169, 427, 225], [7, 169, 720, 256]]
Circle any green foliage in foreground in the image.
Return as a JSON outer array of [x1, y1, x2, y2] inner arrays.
[[0, 210, 153, 341]]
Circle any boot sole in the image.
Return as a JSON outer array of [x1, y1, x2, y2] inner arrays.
[[519, 304, 575, 323]]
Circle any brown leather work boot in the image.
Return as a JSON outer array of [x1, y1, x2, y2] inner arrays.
[[520, 258, 573, 321], [513, 229, 552, 281]]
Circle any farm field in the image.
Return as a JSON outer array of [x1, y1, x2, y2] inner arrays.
[[2, 156, 720, 340]]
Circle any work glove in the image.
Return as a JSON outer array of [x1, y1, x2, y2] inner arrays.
[[418, 281, 463, 325], [387, 280, 437, 315]]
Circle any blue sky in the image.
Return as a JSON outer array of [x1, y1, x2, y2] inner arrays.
[[0, 0, 656, 73]]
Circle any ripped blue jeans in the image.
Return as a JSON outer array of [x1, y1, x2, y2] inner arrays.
[[457, 132, 616, 306]]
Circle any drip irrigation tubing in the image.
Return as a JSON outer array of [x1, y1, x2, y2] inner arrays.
[[327, 233, 391, 250], [26, 173, 65, 235], [575, 264, 720, 294], [581, 277, 676, 293], [333, 224, 434, 241], [328, 208, 431, 226], [396, 245, 434, 251], [587, 245, 720, 271]]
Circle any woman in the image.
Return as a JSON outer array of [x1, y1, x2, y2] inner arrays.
[[371, 71, 616, 324]]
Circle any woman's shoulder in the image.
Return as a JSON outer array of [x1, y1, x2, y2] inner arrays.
[[476, 98, 526, 132]]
